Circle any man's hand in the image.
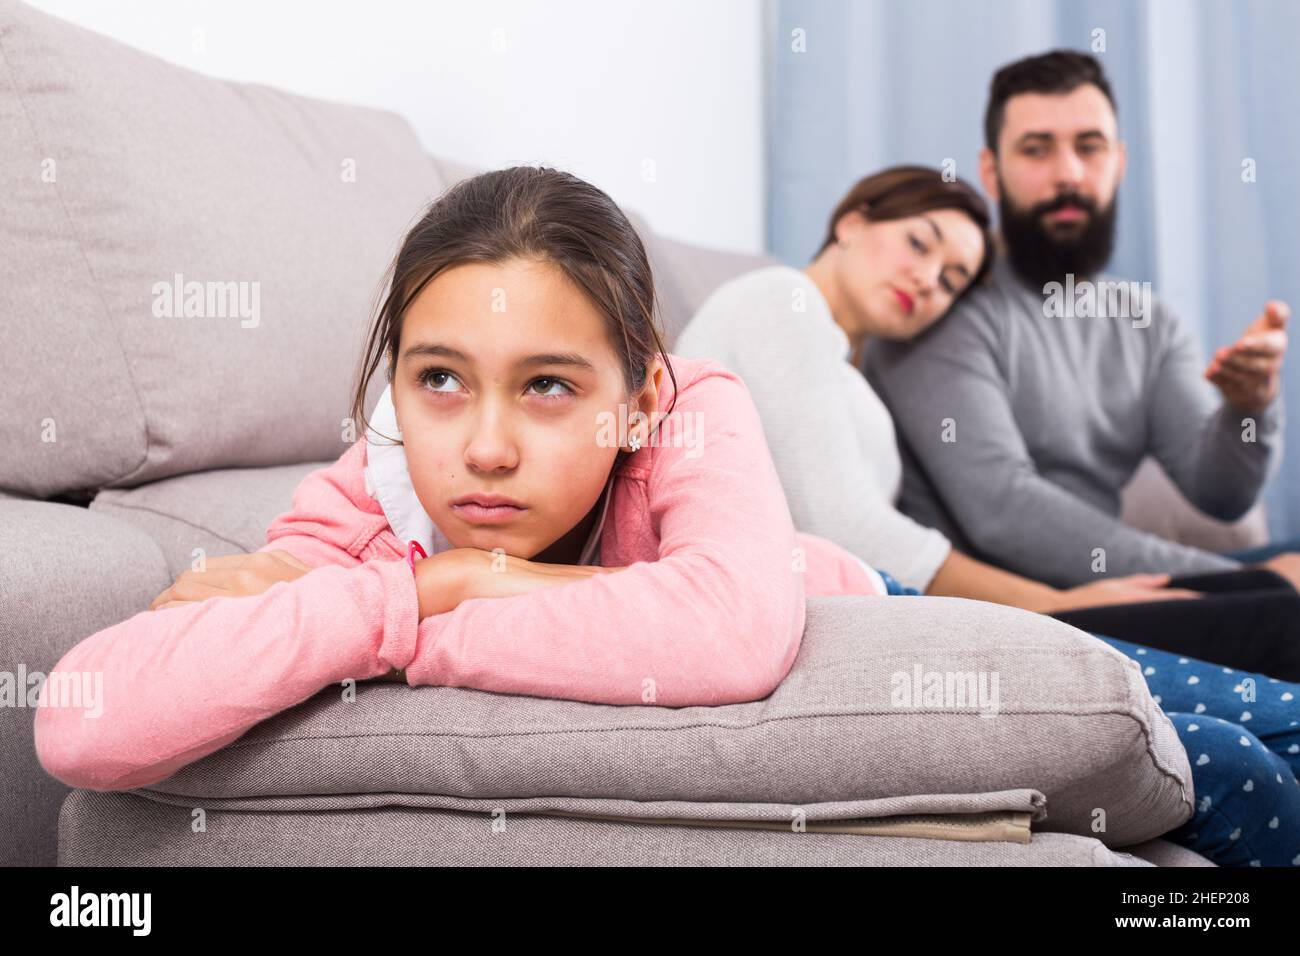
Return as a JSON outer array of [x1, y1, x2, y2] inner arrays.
[[1206, 299, 1289, 414], [1045, 573, 1200, 614], [1260, 552, 1300, 593], [149, 549, 313, 610]]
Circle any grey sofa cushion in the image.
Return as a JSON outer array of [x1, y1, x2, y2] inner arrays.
[[58, 789, 1174, 866], [131, 595, 1193, 848], [1122, 837, 1218, 867], [0, 0, 441, 498], [89, 460, 330, 580]]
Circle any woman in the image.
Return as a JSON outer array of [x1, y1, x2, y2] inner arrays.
[[675, 166, 1190, 615]]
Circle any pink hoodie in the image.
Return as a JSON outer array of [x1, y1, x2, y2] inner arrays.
[[34, 354, 881, 792]]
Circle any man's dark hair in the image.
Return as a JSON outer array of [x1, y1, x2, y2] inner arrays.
[[983, 49, 1117, 153]]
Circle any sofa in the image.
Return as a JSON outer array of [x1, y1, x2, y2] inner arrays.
[[3, 0, 1264, 867]]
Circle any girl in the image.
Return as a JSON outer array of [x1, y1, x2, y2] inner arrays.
[[33, 166, 884, 795], [673, 165, 1300, 865]]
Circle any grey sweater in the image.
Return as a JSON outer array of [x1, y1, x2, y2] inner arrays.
[[673, 265, 952, 591], [864, 255, 1284, 587]]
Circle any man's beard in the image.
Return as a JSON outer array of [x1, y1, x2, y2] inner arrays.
[[998, 182, 1118, 287]]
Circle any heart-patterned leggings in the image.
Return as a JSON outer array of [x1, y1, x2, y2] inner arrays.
[[1093, 633, 1300, 867]]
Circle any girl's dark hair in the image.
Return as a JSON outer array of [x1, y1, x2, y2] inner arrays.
[[814, 164, 996, 296], [351, 165, 678, 449]]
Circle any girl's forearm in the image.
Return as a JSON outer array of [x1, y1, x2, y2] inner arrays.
[[412, 548, 623, 622], [376, 552, 618, 683], [36, 559, 414, 789]]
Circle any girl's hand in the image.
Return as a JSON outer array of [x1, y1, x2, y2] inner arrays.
[[413, 547, 625, 620], [149, 549, 314, 610]]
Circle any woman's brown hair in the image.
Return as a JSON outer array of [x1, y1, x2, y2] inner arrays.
[[815, 164, 995, 294], [350, 165, 679, 449]]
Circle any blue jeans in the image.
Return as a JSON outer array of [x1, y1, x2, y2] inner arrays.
[[877, 569, 922, 596], [1092, 633, 1300, 867]]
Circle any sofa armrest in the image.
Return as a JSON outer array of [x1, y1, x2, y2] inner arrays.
[[133, 594, 1192, 848], [0, 501, 170, 866]]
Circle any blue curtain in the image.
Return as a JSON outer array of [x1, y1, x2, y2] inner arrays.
[[769, 0, 1300, 538]]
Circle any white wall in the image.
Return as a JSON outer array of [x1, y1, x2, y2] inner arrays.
[[25, 0, 767, 253]]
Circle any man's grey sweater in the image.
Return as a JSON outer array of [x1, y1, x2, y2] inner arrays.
[[864, 256, 1284, 587]]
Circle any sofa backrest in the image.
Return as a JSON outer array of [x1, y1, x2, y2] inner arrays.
[[1, 0, 442, 499], [1120, 456, 1269, 551]]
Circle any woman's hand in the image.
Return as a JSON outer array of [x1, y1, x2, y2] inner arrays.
[[1259, 552, 1300, 592], [1043, 573, 1200, 614], [413, 547, 625, 620], [149, 549, 314, 610]]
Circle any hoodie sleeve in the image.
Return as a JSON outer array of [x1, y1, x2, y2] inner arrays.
[[396, 362, 807, 707], [33, 454, 422, 793]]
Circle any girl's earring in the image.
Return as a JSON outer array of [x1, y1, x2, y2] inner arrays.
[[628, 432, 642, 453]]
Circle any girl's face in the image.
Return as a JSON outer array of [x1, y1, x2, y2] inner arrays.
[[833, 208, 985, 340], [391, 256, 661, 562]]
